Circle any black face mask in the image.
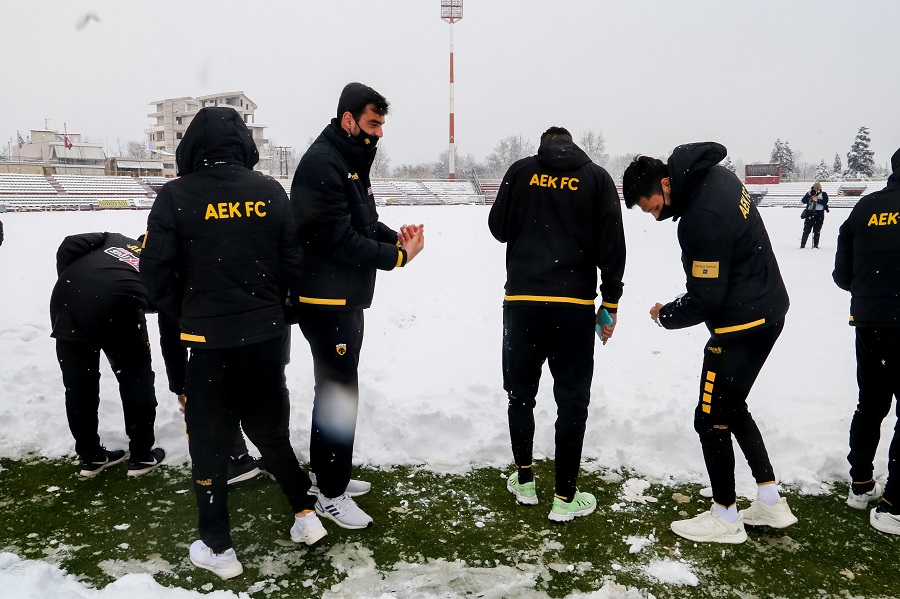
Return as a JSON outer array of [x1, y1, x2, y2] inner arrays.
[[656, 192, 676, 221], [351, 118, 379, 149]]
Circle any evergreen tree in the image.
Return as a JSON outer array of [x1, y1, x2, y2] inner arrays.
[[832, 153, 842, 176], [769, 139, 796, 179], [814, 160, 829, 181], [846, 126, 875, 178]]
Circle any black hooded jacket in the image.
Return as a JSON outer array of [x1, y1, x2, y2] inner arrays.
[[50, 232, 147, 340], [833, 148, 900, 327], [289, 119, 403, 311], [140, 106, 303, 349], [659, 142, 789, 336], [488, 137, 625, 310]]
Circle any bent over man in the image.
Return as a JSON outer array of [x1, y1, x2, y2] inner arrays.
[[141, 106, 326, 580], [489, 126, 625, 523], [50, 232, 163, 478], [833, 147, 900, 536], [623, 142, 797, 544], [290, 82, 424, 530]]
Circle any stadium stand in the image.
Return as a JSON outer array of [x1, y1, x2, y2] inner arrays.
[[746, 180, 887, 209]]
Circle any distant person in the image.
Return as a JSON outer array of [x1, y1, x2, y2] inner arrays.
[[800, 181, 829, 248], [622, 142, 797, 544], [833, 147, 900, 536], [488, 126, 625, 522], [289, 82, 424, 530], [157, 311, 262, 485], [141, 106, 326, 581], [49, 232, 164, 478], [0, 219, 4, 246]]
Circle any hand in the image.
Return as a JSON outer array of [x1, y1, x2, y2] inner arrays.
[[650, 303, 664, 327], [176, 393, 186, 414], [597, 311, 617, 345], [399, 223, 425, 263]]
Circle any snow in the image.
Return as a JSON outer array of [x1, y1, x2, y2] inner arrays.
[[0, 204, 893, 597]]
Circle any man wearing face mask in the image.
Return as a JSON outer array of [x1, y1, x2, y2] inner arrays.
[[290, 82, 424, 530], [622, 143, 795, 544]]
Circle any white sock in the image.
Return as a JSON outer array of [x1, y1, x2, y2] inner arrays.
[[757, 483, 780, 506], [714, 502, 739, 523]]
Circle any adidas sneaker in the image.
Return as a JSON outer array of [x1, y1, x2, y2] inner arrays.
[[189, 540, 243, 580]]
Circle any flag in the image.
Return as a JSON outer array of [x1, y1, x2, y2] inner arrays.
[[64, 135, 73, 150], [17, 132, 25, 148]]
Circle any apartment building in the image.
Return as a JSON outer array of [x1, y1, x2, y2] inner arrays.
[[146, 92, 268, 177]]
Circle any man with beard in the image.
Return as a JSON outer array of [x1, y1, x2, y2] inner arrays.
[[622, 142, 797, 544], [290, 82, 424, 529]]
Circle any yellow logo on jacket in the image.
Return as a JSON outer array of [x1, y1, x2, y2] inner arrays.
[[867, 212, 899, 226], [528, 173, 579, 190], [692, 261, 719, 278], [204, 201, 267, 220], [336, 343, 347, 356]]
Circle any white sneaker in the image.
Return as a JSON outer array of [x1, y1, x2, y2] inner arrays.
[[307, 471, 371, 497], [189, 540, 243, 580], [315, 492, 373, 529], [847, 482, 883, 510], [740, 498, 798, 529], [671, 505, 748, 544], [870, 506, 900, 535], [290, 512, 328, 545]]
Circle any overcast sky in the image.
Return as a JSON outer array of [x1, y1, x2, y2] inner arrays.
[[3, 1, 899, 171]]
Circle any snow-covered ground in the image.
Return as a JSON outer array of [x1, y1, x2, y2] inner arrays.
[[0, 203, 890, 597]]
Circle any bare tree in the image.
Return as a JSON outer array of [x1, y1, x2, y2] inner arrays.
[[578, 129, 609, 167], [371, 147, 391, 178], [484, 134, 535, 178]]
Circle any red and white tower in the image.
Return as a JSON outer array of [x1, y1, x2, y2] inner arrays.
[[440, 0, 463, 180]]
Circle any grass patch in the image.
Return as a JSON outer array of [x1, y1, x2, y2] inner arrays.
[[0, 457, 897, 598]]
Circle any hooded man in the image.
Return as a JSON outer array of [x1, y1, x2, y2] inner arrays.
[[833, 147, 900, 536], [622, 142, 797, 544], [140, 106, 326, 580], [489, 126, 625, 523], [289, 82, 424, 530]]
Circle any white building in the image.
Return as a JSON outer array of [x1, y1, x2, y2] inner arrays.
[[146, 92, 268, 177]]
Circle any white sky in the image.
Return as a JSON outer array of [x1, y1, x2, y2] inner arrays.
[[3, 1, 899, 168]]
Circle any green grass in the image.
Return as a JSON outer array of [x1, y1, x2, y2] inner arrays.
[[0, 457, 897, 598]]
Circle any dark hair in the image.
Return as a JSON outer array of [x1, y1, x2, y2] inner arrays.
[[622, 155, 668, 208], [337, 82, 390, 121], [540, 126, 572, 143]]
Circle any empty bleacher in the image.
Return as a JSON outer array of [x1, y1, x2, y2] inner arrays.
[[746, 180, 887, 209], [0, 173, 154, 211], [372, 179, 485, 206]]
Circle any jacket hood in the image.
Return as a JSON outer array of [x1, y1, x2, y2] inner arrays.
[[176, 107, 259, 176], [666, 141, 727, 214], [890, 147, 900, 185], [536, 137, 592, 171]]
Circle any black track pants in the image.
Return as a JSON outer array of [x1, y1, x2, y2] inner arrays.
[[503, 305, 595, 501], [296, 309, 364, 499], [694, 319, 783, 507], [849, 328, 900, 507], [801, 213, 825, 247], [57, 308, 157, 461], [185, 335, 312, 553]]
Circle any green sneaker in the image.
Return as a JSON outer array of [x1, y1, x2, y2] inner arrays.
[[548, 490, 596, 522], [506, 471, 538, 505]]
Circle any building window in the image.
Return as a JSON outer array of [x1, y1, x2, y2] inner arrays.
[[175, 116, 182, 125], [156, 132, 165, 141], [176, 132, 183, 139], [163, 163, 175, 169]]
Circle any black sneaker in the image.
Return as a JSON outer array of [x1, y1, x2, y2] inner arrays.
[[227, 454, 261, 485], [127, 447, 165, 477], [79, 448, 126, 478]]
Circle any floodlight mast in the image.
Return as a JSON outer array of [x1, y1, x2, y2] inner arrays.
[[441, 0, 462, 180]]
